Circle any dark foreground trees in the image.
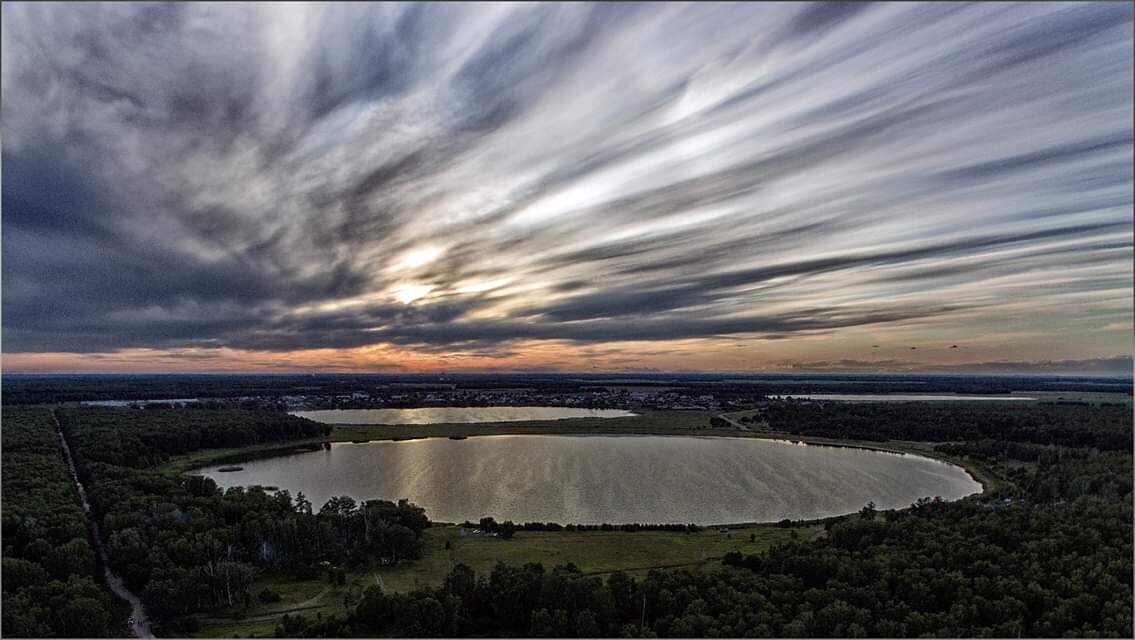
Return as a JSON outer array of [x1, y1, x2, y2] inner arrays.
[[53, 408, 429, 634], [1, 408, 122, 637]]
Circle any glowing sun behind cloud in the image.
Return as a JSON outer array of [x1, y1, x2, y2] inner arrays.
[[1, 2, 1131, 374]]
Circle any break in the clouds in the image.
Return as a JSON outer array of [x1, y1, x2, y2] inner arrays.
[[1, 2, 1132, 373]]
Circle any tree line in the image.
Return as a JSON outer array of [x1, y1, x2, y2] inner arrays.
[[463, 518, 703, 534], [763, 401, 1132, 450]]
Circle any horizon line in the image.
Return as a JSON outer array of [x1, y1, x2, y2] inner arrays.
[[2, 370, 1132, 379]]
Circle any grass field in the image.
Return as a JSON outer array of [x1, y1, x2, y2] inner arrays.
[[190, 522, 821, 637], [377, 523, 822, 590], [720, 408, 771, 430], [190, 577, 334, 638]]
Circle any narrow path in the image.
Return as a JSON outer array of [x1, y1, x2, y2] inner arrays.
[[714, 414, 750, 431], [291, 586, 332, 610], [196, 588, 333, 626], [53, 411, 154, 638], [580, 557, 723, 577]]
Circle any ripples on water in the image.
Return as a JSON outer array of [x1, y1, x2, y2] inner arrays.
[[200, 435, 981, 525], [291, 407, 638, 424], [771, 394, 1036, 401]]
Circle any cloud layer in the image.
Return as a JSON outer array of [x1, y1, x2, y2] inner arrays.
[[2, 2, 1132, 372]]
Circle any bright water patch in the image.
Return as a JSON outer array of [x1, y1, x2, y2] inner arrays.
[[771, 394, 1035, 402], [291, 407, 637, 425], [81, 398, 200, 407], [198, 435, 981, 525]]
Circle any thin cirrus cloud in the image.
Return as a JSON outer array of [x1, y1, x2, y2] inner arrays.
[[0, 1, 1132, 373]]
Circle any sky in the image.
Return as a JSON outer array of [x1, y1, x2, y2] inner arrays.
[[1, 2, 1132, 375]]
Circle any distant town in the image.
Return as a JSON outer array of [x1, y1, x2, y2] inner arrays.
[[4, 372, 1126, 413]]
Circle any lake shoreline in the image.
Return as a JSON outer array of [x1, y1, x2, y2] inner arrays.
[[175, 427, 984, 527]]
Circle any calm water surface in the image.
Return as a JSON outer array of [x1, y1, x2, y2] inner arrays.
[[82, 398, 200, 407], [291, 407, 637, 424], [198, 435, 980, 524], [772, 394, 1035, 402]]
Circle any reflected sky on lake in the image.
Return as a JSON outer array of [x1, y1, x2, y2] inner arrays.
[[199, 435, 981, 524], [293, 406, 637, 424]]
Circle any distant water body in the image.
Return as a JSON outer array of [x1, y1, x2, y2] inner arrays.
[[291, 407, 637, 425], [772, 394, 1036, 402], [198, 435, 981, 525], [82, 398, 200, 407]]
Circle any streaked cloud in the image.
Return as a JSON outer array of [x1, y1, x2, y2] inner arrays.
[[1, 2, 1131, 372]]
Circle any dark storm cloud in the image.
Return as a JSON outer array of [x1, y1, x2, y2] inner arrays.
[[524, 221, 1130, 322], [367, 302, 964, 350], [938, 134, 1132, 183], [1, 2, 1132, 358], [784, 1, 876, 40]]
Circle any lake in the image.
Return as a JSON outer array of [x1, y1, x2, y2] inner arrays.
[[197, 435, 981, 525], [291, 407, 638, 425], [81, 398, 200, 407], [771, 394, 1036, 402]]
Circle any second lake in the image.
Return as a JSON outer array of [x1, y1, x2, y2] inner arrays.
[[291, 407, 638, 425]]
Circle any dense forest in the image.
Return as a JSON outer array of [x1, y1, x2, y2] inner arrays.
[[56, 407, 330, 467], [763, 401, 1133, 450], [46, 408, 429, 634], [1, 408, 122, 637]]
